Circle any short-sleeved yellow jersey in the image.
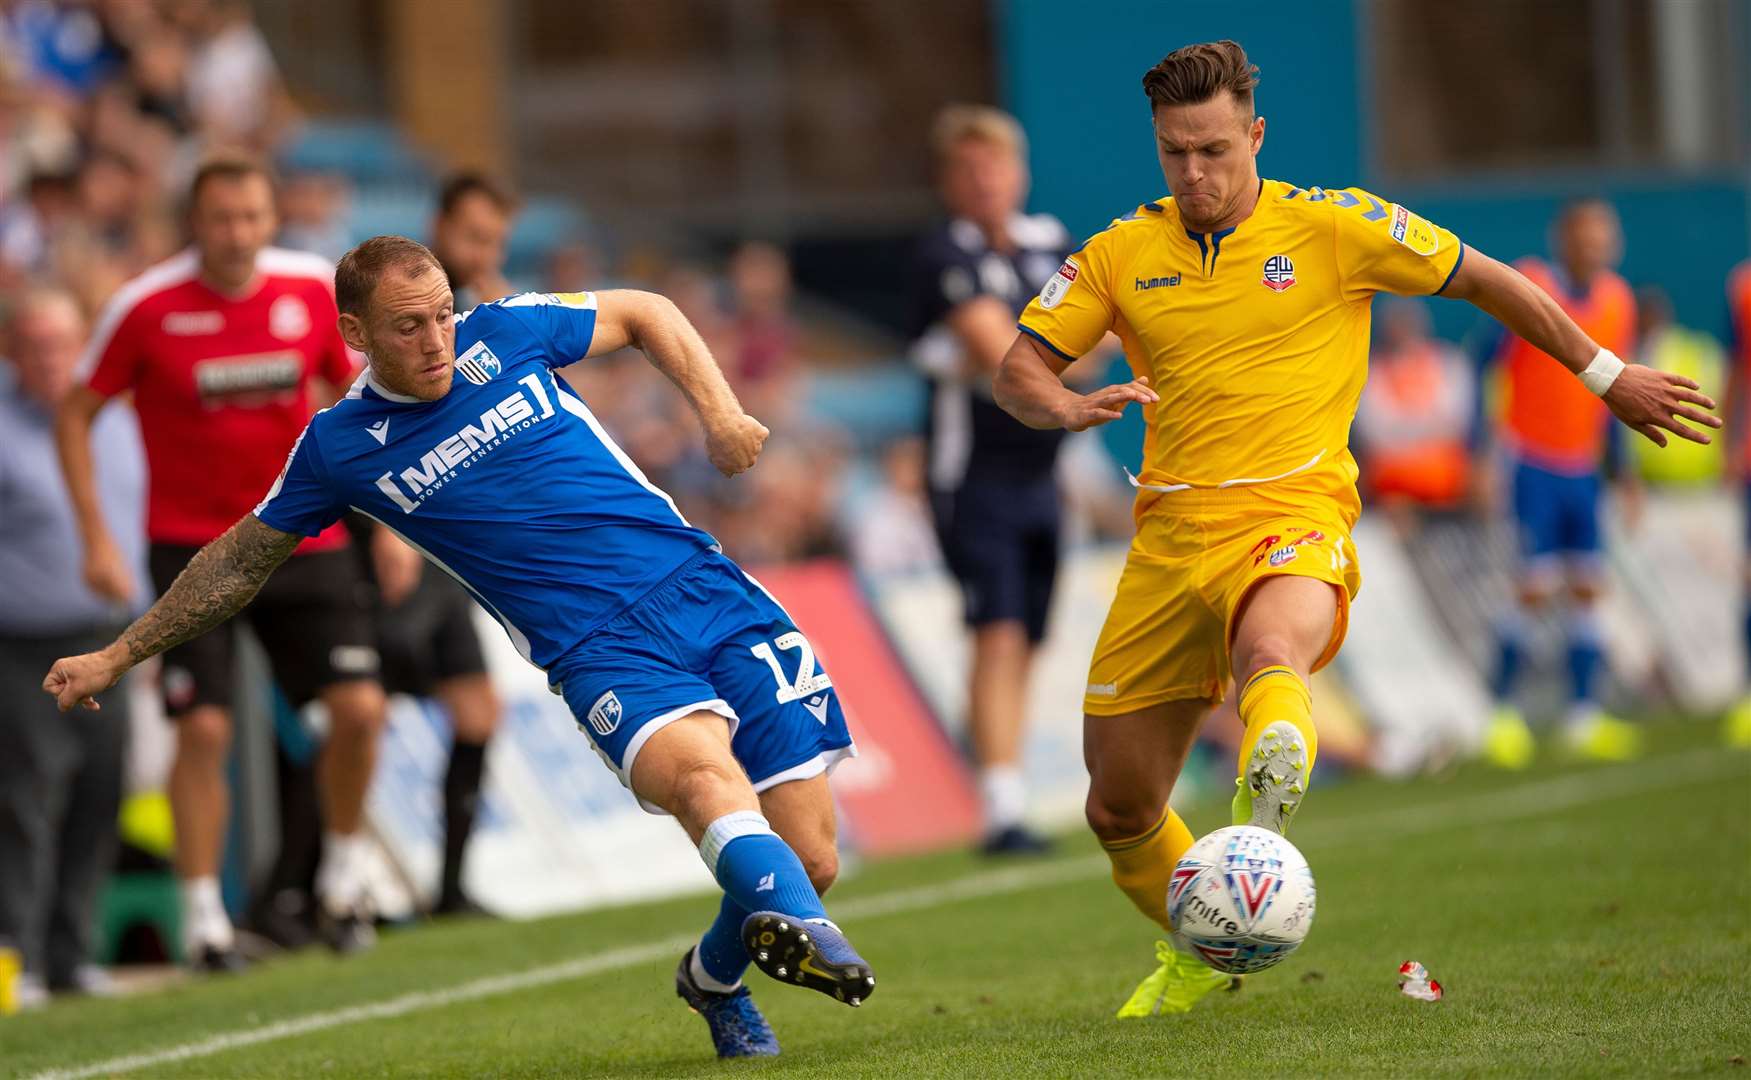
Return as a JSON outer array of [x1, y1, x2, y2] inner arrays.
[[1019, 179, 1462, 518]]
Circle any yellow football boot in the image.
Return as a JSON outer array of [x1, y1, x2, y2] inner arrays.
[[1116, 940, 1240, 1018], [1482, 705, 1535, 770]]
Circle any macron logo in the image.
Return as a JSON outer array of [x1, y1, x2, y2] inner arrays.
[[804, 695, 831, 725], [756, 873, 776, 893], [367, 419, 390, 445]]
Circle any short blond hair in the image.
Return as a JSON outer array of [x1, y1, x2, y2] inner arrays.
[[931, 104, 1027, 161]]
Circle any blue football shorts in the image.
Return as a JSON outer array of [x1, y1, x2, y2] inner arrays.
[[548, 548, 855, 814], [1510, 457, 1603, 575]]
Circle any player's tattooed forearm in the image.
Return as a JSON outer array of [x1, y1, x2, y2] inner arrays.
[[118, 516, 301, 665]]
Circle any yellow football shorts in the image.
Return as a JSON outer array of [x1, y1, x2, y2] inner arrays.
[[1083, 485, 1362, 715]]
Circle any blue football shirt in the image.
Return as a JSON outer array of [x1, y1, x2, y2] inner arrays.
[[255, 291, 718, 668]]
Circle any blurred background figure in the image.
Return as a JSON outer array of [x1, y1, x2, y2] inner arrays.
[[544, 236, 608, 295], [910, 104, 1074, 855], [1355, 297, 1476, 531], [178, 0, 291, 149], [1727, 260, 1751, 749], [0, 288, 145, 1006], [725, 241, 800, 430], [1630, 286, 1726, 486], [1479, 198, 1642, 769], [57, 155, 385, 970], [430, 171, 516, 310], [276, 168, 352, 263], [847, 437, 943, 580]]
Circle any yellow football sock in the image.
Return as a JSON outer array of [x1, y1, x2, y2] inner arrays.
[[1236, 665, 1317, 778], [1101, 807, 1195, 933]]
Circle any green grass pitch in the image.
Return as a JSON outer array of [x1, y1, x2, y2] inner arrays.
[[5, 719, 1747, 1078]]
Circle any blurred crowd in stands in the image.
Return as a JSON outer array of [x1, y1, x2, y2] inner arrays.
[[0, 0, 926, 576], [0, 0, 288, 311]]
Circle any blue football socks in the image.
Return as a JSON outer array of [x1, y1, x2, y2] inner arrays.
[[694, 811, 829, 990]]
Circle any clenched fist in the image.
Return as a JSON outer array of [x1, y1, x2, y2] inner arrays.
[[42, 647, 127, 712], [705, 412, 770, 477]]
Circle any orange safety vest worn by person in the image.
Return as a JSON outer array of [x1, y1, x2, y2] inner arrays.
[[1357, 301, 1474, 509], [1498, 258, 1636, 474], [1728, 260, 1751, 474]]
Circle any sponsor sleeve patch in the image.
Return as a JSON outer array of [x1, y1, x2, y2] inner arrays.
[[1389, 205, 1441, 257], [503, 291, 597, 309], [1038, 257, 1080, 310]]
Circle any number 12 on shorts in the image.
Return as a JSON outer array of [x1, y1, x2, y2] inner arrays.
[[749, 632, 833, 707]]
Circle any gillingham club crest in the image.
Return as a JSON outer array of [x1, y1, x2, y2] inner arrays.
[[1261, 254, 1297, 292], [456, 340, 503, 385], [587, 690, 622, 736]]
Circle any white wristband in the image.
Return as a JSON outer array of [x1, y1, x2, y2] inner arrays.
[[1578, 348, 1624, 397]]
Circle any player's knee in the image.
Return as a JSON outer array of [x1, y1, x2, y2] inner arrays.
[[177, 707, 232, 760], [324, 680, 388, 738], [1084, 787, 1161, 844], [1234, 631, 1296, 687], [667, 757, 750, 826], [1517, 575, 1555, 609], [442, 676, 500, 742]]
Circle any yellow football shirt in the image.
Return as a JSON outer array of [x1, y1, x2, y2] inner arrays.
[[1019, 178, 1463, 516]]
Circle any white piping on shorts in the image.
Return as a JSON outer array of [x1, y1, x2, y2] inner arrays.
[[616, 698, 740, 814], [750, 745, 859, 794], [1127, 450, 1325, 494]]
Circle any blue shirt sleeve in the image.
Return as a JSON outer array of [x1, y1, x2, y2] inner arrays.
[[497, 292, 599, 367], [253, 423, 343, 537]]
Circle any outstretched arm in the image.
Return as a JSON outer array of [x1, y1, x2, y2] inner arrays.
[[1443, 248, 1720, 447], [587, 289, 768, 476], [42, 515, 302, 711], [994, 333, 1157, 431]]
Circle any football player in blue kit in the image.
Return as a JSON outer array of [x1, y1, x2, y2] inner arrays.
[[43, 235, 872, 1060]]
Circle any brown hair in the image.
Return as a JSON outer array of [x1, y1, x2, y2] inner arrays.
[[188, 149, 274, 208], [930, 104, 1027, 161], [335, 235, 444, 317], [1141, 40, 1260, 114], [436, 170, 519, 218]]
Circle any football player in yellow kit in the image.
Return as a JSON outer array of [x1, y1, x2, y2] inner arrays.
[[994, 39, 1720, 1016]]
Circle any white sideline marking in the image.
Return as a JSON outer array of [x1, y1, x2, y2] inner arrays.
[[31, 747, 1742, 1079]]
